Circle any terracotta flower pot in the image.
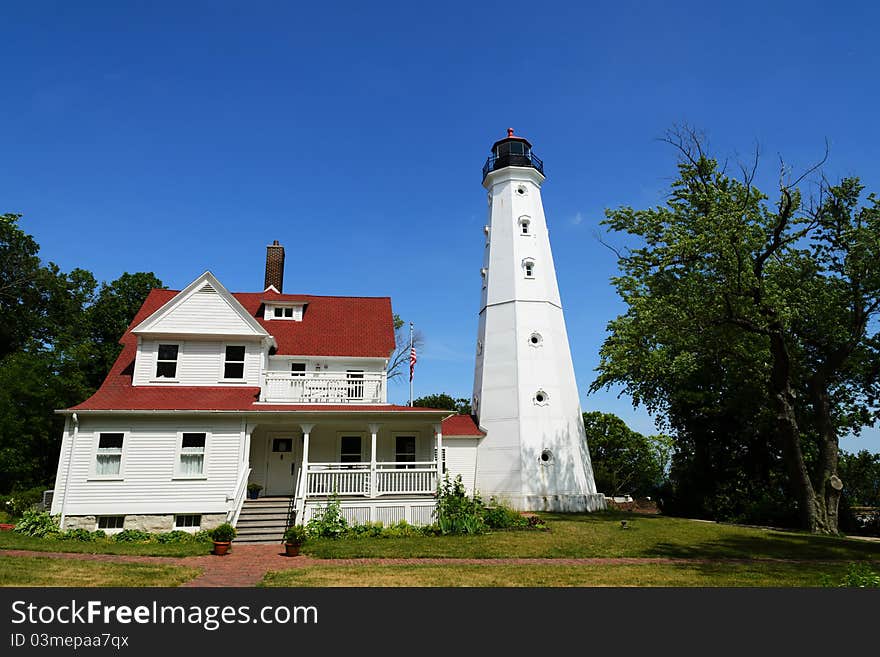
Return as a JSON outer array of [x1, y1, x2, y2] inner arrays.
[[212, 541, 231, 556], [284, 543, 300, 557]]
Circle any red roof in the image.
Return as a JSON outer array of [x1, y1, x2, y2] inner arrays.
[[69, 287, 412, 413], [441, 414, 485, 436]]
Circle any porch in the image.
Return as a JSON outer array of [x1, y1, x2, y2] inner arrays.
[[239, 412, 449, 529]]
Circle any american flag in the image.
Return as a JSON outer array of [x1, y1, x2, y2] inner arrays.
[[409, 345, 417, 381]]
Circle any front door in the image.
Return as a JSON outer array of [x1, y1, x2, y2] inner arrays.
[[265, 435, 298, 496]]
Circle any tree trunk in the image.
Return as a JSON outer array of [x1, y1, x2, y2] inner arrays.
[[768, 332, 821, 532], [809, 379, 842, 535]]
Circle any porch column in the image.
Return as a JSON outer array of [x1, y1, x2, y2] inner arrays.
[[368, 423, 381, 498], [434, 423, 443, 483], [296, 423, 315, 524]]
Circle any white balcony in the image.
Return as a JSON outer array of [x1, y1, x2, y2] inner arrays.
[[262, 371, 385, 404]]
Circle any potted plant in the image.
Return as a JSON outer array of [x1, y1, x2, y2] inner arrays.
[[210, 522, 236, 556], [282, 525, 307, 557], [247, 483, 262, 500]]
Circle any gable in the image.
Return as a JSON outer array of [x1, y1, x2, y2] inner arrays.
[[132, 272, 269, 338]]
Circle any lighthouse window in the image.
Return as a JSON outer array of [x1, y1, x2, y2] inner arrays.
[[523, 259, 535, 278], [533, 390, 549, 406], [519, 217, 531, 235], [529, 332, 543, 347]]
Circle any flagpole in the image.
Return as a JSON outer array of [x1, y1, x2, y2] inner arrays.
[[409, 321, 414, 407]]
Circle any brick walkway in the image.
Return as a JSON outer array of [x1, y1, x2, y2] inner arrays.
[[2, 545, 860, 587]]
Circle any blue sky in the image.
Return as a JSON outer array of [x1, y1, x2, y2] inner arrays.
[[2, 1, 879, 453]]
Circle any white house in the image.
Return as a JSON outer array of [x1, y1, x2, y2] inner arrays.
[[49, 242, 483, 541], [49, 131, 601, 542]]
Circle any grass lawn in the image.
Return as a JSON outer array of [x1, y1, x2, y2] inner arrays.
[[300, 511, 880, 561], [0, 555, 200, 587], [261, 561, 856, 587], [0, 531, 212, 557]]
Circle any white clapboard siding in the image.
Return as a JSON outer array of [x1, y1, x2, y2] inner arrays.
[[133, 340, 261, 386], [147, 285, 260, 335], [444, 438, 478, 495], [51, 416, 245, 516]]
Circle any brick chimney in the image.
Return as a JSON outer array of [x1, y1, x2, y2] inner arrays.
[[264, 240, 285, 292]]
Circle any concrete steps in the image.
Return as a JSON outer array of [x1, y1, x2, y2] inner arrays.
[[234, 497, 295, 544]]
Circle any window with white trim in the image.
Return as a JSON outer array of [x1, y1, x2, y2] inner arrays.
[[519, 216, 532, 235], [175, 514, 201, 529], [267, 305, 303, 321], [523, 258, 536, 278], [223, 345, 246, 379], [95, 433, 124, 476], [290, 363, 306, 377], [156, 344, 179, 378], [178, 432, 206, 476], [340, 436, 362, 463], [395, 436, 417, 469], [97, 515, 125, 530]]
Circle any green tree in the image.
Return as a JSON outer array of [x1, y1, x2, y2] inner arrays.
[[593, 128, 880, 534], [838, 450, 880, 507], [582, 411, 665, 497], [413, 393, 472, 415], [0, 214, 162, 492]]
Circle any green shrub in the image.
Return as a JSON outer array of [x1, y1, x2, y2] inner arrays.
[[434, 475, 486, 535], [112, 529, 153, 543], [210, 523, 236, 542], [156, 530, 195, 544], [482, 503, 529, 529], [348, 522, 386, 538], [12, 510, 60, 538], [192, 530, 214, 543], [306, 495, 348, 538], [57, 528, 103, 542], [826, 562, 880, 588], [283, 525, 308, 545], [2, 486, 48, 518]]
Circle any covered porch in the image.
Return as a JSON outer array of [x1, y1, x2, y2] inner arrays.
[[239, 408, 451, 526]]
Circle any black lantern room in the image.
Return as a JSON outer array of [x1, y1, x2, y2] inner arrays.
[[482, 128, 544, 182]]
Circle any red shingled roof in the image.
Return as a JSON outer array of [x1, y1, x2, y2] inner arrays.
[[441, 414, 485, 436], [70, 287, 400, 412]]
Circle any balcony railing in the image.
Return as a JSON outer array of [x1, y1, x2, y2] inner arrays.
[[482, 151, 544, 182], [263, 371, 384, 404], [305, 462, 438, 498]]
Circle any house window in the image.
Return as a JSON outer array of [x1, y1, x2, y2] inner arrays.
[[175, 514, 201, 529], [97, 516, 124, 530], [96, 433, 124, 476], [340, 436, 362, 463], [290, 363, 306, 377], [272, 438, 292, 453], [269, 305, 302, 320], [395, 436, 416, 469], [346, 370, 364, 400], [178, 433, 206, 476], [224, 346, 246, 379], [156, 344, 179, 378]]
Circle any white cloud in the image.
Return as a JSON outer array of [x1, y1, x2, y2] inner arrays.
[[570, 212, 584, 226]]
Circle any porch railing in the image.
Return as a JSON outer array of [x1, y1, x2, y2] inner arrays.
[[376, 462, 438, 495], [263, 372, 385, 404], [304, 461, 438, 498]]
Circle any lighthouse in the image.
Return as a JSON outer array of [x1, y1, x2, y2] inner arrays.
[[472, 129, 605, 512]]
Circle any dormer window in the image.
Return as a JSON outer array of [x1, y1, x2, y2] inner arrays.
[[265, 304, 303, 321], [156, 344, 179, 379]]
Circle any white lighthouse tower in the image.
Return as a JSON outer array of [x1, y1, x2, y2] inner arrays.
[[472, 129, 605, 512]]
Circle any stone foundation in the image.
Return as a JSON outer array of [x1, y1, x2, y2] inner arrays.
[[62, 513, 228, 532]]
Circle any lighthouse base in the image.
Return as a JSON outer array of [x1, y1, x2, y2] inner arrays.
[[500, 494, 607, 513]]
